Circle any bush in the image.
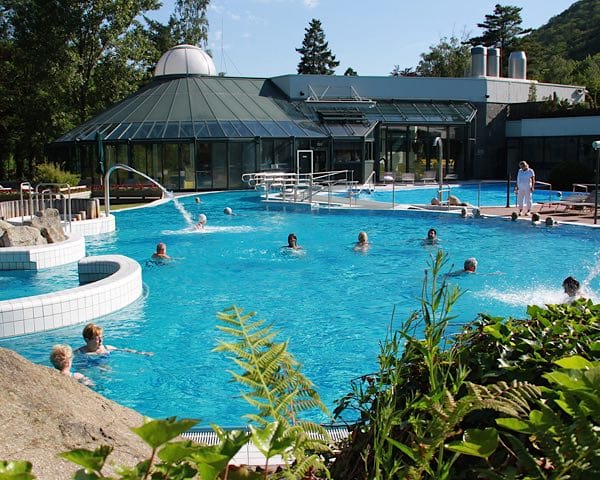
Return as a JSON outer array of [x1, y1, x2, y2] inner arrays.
[[548, 161, 594, 191], [33, 163, 80, 186]]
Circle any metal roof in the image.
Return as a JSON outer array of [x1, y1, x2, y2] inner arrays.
[[52, 76, 476, 144]]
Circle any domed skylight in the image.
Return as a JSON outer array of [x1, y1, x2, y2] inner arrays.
[[154, 44, 217, 77]]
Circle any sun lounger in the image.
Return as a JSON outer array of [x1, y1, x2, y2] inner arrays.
[[0, 185, 11, 191], [383, 172, 395, 184], [400, 172, 415, 184], [420, 170, 437, 184], [540, 192, 596, 214]]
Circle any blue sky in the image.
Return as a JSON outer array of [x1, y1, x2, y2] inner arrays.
[[149, 0, 577, 77]]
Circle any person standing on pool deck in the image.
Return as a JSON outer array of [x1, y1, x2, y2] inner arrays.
[[515, 161, 535, 216]]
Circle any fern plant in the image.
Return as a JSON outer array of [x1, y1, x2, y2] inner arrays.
[[214, 305, 331, 479]]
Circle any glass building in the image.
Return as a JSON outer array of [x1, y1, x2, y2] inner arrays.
[[49, 44, 591, 190]]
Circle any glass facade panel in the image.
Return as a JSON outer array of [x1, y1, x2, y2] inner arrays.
[[180, 143, 195, 189], [180, 122, 194, 138], [231, 121, 253, 137], [162, 144, 180, 190], [212, 143, 228, 189], [274, 140, 291, 170], [150, 123, 166, 138], [165, 122, 180, 138], [207, 122, 225, 137], [195, 142, 212, 189], [136, 123, 154, 139]]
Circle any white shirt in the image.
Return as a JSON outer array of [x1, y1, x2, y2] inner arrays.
[[517, 168, 535, 189]]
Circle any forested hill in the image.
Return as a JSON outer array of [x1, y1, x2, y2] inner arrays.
[[528, 0, 600, 60]]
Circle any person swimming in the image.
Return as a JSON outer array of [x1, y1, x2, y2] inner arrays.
[[151, 242, 170, 259], [424, 228, 438, 244], [196, 213, 207, 230], [284, 233, 302, 250], [354, 231, 370, 251]]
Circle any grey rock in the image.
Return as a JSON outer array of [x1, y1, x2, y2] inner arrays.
[[0, 348, 149, 478], [31, 208, 66, 243], [0, 225, 47, 247]]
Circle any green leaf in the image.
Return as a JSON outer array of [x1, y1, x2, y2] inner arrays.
[[131, 417, 199, 449], [188, 450, 230, 480], [496, 417, 532, 434], [157, 441, 200, 463], [249, 422, 295, 458], [386, 438, 417, 461], [212, 425, 251, 458], [0, 460, 35, 480], [445, 428, 498, 459], [59, 446, 112, 472], [72, 471, 100, 480], [554, 355, 594, 370], [544, 371, 586, 390]]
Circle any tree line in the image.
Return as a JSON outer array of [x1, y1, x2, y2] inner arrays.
[[0, 0, 209, 180], [298, 2, 600, 108], [1, 2, 598, 181]]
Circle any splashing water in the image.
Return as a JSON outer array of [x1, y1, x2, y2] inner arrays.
[[170, 196, 195, 227]]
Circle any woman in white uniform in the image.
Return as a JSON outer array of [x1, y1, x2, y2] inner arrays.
[[514, 161, 535, 216]]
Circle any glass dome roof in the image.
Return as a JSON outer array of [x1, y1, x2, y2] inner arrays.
[[154, 44, 217, 77]]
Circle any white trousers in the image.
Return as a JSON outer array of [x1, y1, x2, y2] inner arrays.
[[517, 187, 532, 212]]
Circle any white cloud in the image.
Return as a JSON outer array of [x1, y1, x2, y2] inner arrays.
[[303, 0, 319, 7]]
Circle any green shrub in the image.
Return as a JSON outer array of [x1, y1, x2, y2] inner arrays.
[[332, 252, 600, 479], [33, 163, 80, 186], [548, 161, 594, 191]]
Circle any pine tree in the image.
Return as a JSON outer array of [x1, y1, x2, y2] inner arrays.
[[296, 18, 340, 75], [468, 4, 532, 52]]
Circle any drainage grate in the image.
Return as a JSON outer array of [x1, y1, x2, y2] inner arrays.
[[181, 425, 350, 445]]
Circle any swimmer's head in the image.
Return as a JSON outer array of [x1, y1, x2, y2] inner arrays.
[[427, 228, 437, 239], [287, 233, 297, 247], [358, 231, 368, 243], [562, 276, 580, 297], [545, 216, 555, 226], [195, 197, 201, 204], [156, 242, 167, 254], [198, 213, 207, 224], [224, 207, 233, 215], [460, 207, 468, 218], [464, 257, 477, 272], [511, 211, 518, 221], [532, 212, 541, 222]]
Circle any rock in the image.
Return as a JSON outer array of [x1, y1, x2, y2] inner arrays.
[[0, 348, 149, 478], [0, 225, 47, 247], [31, 208, 66, 243], [0, 219, 14, 238]]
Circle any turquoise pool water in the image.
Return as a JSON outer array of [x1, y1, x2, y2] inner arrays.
[[1, 190, 599, 426], [354, 182, 560, 206], [0, 263, 79, 301]]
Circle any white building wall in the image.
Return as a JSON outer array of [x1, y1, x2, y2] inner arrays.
[[506, 116, 600, 137]]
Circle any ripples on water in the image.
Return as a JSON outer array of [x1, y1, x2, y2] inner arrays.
[[1, 190, 599, 426]]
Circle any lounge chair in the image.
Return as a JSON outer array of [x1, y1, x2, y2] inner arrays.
[[540, 192, 596, 214], [400, 172, 415, 184], [383, 172, 396, 184], [421, 170, 437, 184], [0, 185, 11, 191]]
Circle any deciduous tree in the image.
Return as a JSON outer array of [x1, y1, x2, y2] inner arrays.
[[417, 35, 470, 77]]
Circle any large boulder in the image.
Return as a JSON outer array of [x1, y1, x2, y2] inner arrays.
[[0, 225, 47, 247], [0, 219, 14, 238], [31, 208, 66, 243], [0, 348, 149, 478]]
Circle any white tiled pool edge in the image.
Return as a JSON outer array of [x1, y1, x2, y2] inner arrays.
[[67, 214, 116, 236], [0, 255, 142, 338], [0, 233, 86, 270]]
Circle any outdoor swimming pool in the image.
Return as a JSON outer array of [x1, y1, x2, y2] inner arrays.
[[1, 190, 599, 426], [354, 182, 560, 206]]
